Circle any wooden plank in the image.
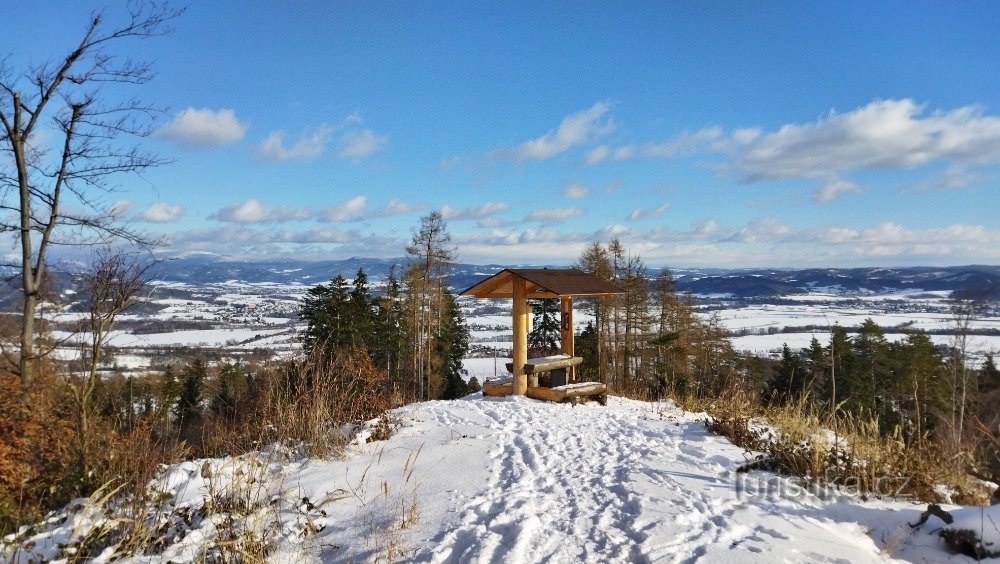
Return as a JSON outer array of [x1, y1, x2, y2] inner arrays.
[[462, 270, 511, 298], [512, 277, 528, 395], [525, 382, 607, 403], [483, 381, 513, 397], [504, 355, 583, 374]]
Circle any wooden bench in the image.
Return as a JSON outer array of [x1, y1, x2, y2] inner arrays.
[[526, 382, 608, 406], [504, 354, 583, 374]]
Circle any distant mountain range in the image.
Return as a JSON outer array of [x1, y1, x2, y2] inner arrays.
[[145, 258, 999, 301], [3, 258, 998, 303]]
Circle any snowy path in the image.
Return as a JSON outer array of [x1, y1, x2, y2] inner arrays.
[[388, 396, 935, 563], [6, 395, 979, 563]]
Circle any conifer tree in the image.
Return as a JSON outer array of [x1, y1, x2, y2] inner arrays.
[[528, 299, 560, 354], [769, 343, 805, 404], [174, 358, 206, 433], [437, 291, 470, 399], [844, 319, 891, 418]]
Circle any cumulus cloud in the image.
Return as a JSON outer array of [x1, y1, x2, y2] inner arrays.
[[213, 199, 312, 223], [140, 202, 185, 223], [320, 196, 368, 222], [691, 218, 721, 237], [441, 202, 509, 221], [586, 99, 1000, 201], [627, 203, 669, 221], [157, 108, 248, 147], [496, 102, 612, 161], [167, 225, 402, 258], [812, 179, 865, 203], [527, 206, 585, 222], [338, 129, 389, 161], [255, 125, 334, 162], [732, 99, 1000, 182], [562, 183, 590, 199]]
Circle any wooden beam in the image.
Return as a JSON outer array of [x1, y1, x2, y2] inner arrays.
[[560, 296, 575, 382], [468, 270, 512, 298], [512, 277, 528, 395]]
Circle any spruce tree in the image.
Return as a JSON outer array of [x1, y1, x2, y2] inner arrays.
[[769, 343, 805, 405], [528, 299, 560, 355], [174, 358, 206, 433], [438, 291, 470, 400]]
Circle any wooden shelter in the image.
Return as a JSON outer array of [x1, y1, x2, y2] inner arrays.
[[460, 268, 621, 403]]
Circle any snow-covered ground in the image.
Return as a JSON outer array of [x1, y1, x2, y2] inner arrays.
[[5, 395, 992, 562]]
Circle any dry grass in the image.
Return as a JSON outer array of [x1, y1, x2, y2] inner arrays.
[[696, 393, 994, 505]]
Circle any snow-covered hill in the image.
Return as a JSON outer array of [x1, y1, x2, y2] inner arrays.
[[5, 396, 995, 562]]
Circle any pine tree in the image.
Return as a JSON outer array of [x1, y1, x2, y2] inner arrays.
[[438, 291, 470, 400], [160, 365, 181, 415], [210, 361, 243, 422], [850, 319, 890, 417], [349, 268, 375, 349], [528, 299, 560, 355], [174, 358, 206, 433], [373, 267, 404, 386], [897, 332, 947, 441], [575, 321, 600, 383], [769, 343, 805, 404], [301, 275, 351, 355]]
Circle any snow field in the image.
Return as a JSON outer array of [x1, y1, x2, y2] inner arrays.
[[3, 395, 992, 562]]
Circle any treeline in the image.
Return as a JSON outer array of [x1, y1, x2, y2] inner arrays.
[[0, 212, 476, 536], [298, 211, 478, 402], [570, 239, 740, 401], [566, 238, 999, 500]]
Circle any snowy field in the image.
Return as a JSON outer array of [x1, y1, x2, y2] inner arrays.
[[37, 283, 999, 374], [5, 395, 994, 562]]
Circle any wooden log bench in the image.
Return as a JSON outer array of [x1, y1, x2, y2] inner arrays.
[[483, 355, 607, 405], [503, 354, 583, 375]]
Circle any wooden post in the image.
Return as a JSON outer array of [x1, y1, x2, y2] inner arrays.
[[560, 296, 574, 383], [512, 277, 528, 395]]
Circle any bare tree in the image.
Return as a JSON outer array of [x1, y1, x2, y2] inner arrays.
[[950, 299, 979, 446], [0, 3, 182, 384], [68, 248, 151, 480], [405, 211, 455, 400]]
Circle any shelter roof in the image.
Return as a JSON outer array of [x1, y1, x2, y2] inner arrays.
[[459, 268, 622, 299]]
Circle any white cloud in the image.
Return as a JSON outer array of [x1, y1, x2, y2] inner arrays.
[[213, 199, 312, 223], [527, 206, 585, 222], [376, 198, 423, 217], [733, 99, 1000, 182], [642, 126, 730, 158], [584, 144, 636, 165], [140, 202, 185, 223], [725, 217, 794, 244], [691, 218, 721, 237], [900, 165, 982, 192], [627, 203, 669, 221], [107, 199, 132, 218], [563, 183, 590, 199], [338, 129, 389, 161], [440, 202, 509, 221], [157, 108, 248, 147], [497, 102, 612, 161], [812, 179, 865, 203], [320, 196, 369, 222], [255, 125, 334, 162]]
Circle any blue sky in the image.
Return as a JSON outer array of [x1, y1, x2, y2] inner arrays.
[[5, 1, 1000, 266]]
